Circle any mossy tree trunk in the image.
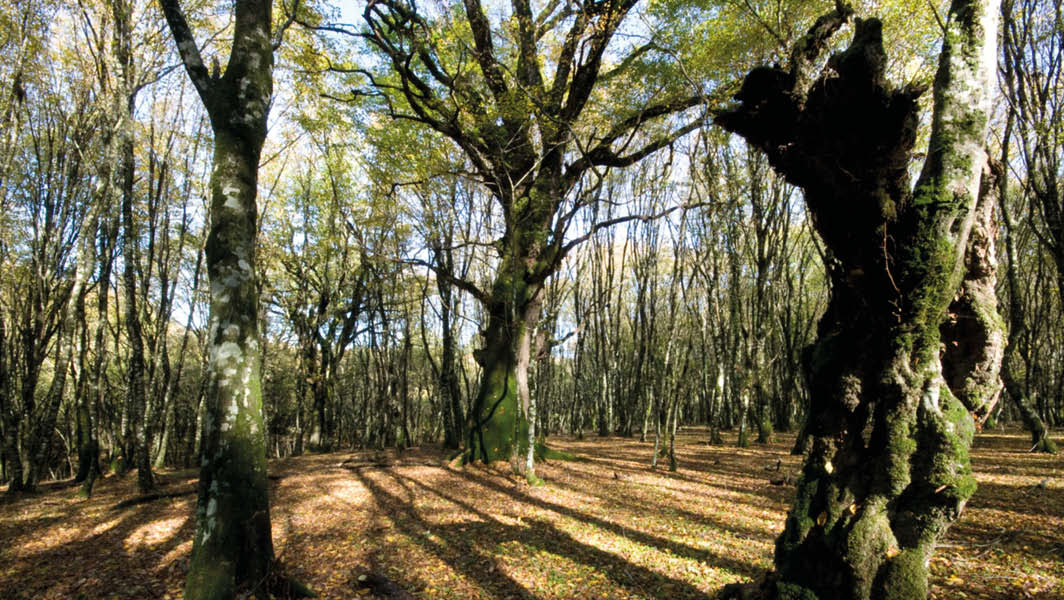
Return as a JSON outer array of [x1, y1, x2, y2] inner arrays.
[[158, 0, 295, 597], [467, 251, 543, 463], [361, 0, 709, 463], [717, 1, 1000, 598]]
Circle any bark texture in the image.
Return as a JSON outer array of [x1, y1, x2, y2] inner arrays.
[[158, 0, 286, 597], [716, 1, 1000, 598]]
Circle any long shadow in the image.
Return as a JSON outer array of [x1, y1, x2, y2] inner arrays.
[[564, 444, 800, 505], [352, 466, 537, 600], [540, 467, 782, 544], [451, 466, 761, 579], [359, 466, 717, 599], [965, 479, 1064, 519], [548, 456, 792, 504], [546, 452, 795, 515], [945, 510, 1064, 563], [1, 491, 196, 599]]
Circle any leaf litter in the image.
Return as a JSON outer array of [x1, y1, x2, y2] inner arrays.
[[0, 429, 1060, 599]]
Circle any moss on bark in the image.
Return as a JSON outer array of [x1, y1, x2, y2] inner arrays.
[[716, 2, 1000, 598]]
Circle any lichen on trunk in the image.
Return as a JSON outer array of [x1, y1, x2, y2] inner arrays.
[[716, 1, 1001, 598]]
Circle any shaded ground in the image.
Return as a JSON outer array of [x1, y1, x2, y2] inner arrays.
[[0, 429, 1061, 599]]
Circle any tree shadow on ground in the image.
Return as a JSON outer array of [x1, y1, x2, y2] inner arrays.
[[0, 490, 195, 599], [352, 465, 720, 599], [450, 466, 762, 579], [541, 464, 782, 544]]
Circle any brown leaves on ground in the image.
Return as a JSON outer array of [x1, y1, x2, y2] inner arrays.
[[0, 429, 1061, 599]]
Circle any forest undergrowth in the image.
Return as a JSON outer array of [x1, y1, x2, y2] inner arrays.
[[0, 430, 1060, 600]]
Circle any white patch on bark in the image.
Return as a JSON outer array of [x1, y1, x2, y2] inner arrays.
[[923, 381, 942, 417], [226, 399, 239, 424], [178, 40, 202, 68], [213, 340, 243, 362], [221, 183, 242, 210]]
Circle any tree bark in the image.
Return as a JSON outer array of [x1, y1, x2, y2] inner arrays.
[[716, 1, 1001, 598], [158, 0, 290, 596]]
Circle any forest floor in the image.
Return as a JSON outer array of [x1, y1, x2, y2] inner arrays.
[[0, 429, 1061, 600]]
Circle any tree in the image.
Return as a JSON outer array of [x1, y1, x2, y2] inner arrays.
[[157, 0, 305, 596], [272, 138, 373, 453], [716, 1, 1001, 598], [999, 0, 1062, 451], [345, 0, 711, 464]]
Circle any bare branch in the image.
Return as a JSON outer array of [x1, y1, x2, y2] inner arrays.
[[272, 0, 303, 50]]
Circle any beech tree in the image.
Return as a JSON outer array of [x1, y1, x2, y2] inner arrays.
[[716, 0, 1002, 598], [157, 0, 305, 596], [336, 0, 715, 465], [999, 0, 1062, 452]]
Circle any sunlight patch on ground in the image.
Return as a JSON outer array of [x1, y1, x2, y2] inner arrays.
[[124, 516, 188, 549], [1, 430, 1061, 599]]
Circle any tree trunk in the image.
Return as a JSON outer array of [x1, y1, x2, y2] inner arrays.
[[519, 295, 542, 483], [435, 245, 464, 449], [0, 317, 20, 492], [26, 327, 76, 490], [184, 128, 275, 598], [995, 124, 1058, 453], [717, 2, 1000, 598], [468, 300, 523, 462], [466, 245, 546, 463], [159, 0, 287, 596]]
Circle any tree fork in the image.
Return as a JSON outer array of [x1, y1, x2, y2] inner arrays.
[[159, 0, 312, 596]]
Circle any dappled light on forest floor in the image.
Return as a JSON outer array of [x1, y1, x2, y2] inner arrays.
[[0, 429, 1061, 599]]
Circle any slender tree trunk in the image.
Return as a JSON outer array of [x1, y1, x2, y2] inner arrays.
[[0, 317, 20, 493], [109, 0, 153, 494], [519, 296, 542, 483], [435, 245, 464, 449], [159, 0, 299, 596], [26, 327, 73, 489], [995, 122, 1058, 453]]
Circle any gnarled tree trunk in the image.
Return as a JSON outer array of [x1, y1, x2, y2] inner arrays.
[[717, 1, 1001, 598], [467, 260, 541, 463]]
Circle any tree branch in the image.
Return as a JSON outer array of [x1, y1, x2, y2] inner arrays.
[[156, 0, 213, 104]]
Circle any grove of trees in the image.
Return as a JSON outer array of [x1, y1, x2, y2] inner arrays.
[[1, 0, 1062, 598]]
